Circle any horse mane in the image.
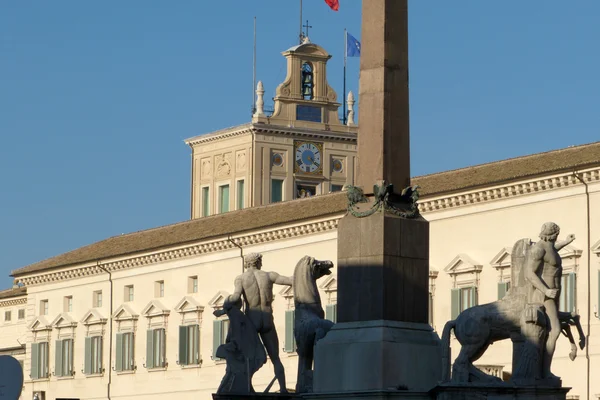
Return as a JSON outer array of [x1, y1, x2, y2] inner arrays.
[[293, 256, 321, 306]]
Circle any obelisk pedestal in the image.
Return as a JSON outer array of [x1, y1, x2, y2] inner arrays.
[[312, 0, 441, 396]]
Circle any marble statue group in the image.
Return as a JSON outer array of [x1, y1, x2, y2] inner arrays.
[[214, 252, 334, 394], [441, 222, 585, 386]]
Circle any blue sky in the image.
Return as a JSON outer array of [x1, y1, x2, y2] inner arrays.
[[1, 1, 599, 286]]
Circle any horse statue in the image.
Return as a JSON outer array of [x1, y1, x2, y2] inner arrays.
[[292, 256, 335, 393], [441, 238, 585, 385]]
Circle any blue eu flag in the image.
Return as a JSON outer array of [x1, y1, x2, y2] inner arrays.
[[346, 32, 361, 57]]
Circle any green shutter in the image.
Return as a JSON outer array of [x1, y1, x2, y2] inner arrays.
[[98, 337, 103, 372], [115, 334, 123, 372], [55, 340, 63, 377], [146, 330, 154, 369], [451, 288, 461, 319], [325, 304, 337, 323], [284, 310, 295, 353], [30, 343, 40, 380], [213, 320, 222, 360], [498, 282, 508, 300], [237, 180, 245, 210], [84, 337, 92, 375], [179, 326, 188, 366], [472, 287, 479, 306], [568, 272, 576, 312], [220, 185, 230, 213]]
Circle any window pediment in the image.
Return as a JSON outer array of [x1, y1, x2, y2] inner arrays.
[[592, 238, 600, 256], [28, 316, 52, 332], [112, 304, 139, 322], [51, 313, 77, 329], [175, 296, 204, 314], [279, 286, 294, 299], [141, 300, 170, 318], [81, 309, 107, 326], [208, 291, 230, 309], [490, 247, 512, 270], [444, 254, 483, 276], [319, 276, 337, 293]]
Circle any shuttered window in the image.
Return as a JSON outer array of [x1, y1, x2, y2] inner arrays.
[[179, 324, 200, 366], [146, 328, 166, 369], [84, 336, 103, 375], [30, 342, 49, 380], [284, 310, 296, 353], [451, 286, 478, 319], [498, 281, 510, 300], [428, 292, 434, 326], [559, 272, 576, 313], [325, 304, 337, 323], [212, 319, 229, 360], [115, 332, 135, 372], [55, 339, 74, 377]]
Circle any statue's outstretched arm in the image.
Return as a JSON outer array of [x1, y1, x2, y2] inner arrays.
[[268, 271, 293, 286], [525, 247, 553, 297], [555, 234, 576, 251]]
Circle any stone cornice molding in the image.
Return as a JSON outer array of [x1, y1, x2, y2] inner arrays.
[[0, 297, 26, 308], [17, 217, 340, 287], [419, 167, 600, 214], [185, 123, 357, 147]]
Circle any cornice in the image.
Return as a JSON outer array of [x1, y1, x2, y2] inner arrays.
[[18, 217, 340, 287], [419, 167, 600, 214], [0, 297, 26, 308]]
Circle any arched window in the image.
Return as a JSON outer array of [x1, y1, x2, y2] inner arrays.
[[301, 63, 314, 100]]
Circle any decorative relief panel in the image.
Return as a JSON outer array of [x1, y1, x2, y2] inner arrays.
[[201, 158, 212, 179], [236, 151, 247, 172], [215, 153, 232, 178]]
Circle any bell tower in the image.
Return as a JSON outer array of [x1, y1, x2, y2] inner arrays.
[[254, 39, 344, 130]]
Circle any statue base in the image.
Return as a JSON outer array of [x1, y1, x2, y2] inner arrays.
[[313, 320, 441, 393], [431, 384, 570, 400]]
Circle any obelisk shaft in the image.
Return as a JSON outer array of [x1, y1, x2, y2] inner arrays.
[[357, 0, 410, 190]]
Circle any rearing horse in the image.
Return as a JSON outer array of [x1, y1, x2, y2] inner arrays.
[[292, 256, 335, 393]]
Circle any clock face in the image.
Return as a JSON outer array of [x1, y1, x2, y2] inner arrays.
[[295, 142, 322, 174]]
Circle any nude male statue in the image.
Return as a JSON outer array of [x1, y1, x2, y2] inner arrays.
[[228, 253, 293, 393], [525, 222, 575, 380]]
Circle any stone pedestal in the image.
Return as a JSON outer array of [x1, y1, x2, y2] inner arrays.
[[313, 212, 441, 393], [313, 320, 441, 392], [432, 385, 570, 400]]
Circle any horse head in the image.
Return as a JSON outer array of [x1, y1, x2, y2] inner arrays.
[[293, 256, 334, 306]]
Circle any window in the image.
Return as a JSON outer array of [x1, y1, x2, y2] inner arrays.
[[429, 292, 434, 326], [559, 272, 576, 312], [212, 319, 229, 360], [325, 304, 338, 323], [450, 287, 477, 319], [30, 342, 49, 379], [179, 325, 200, 366], [284, 310, 296, 353], [188, 276, 198, 294], [219, 184, 230, 213], [84, 336, 103, 375], [55, 338, 74, 377], [296, 183, 318, 198], [498, 281, 511, 300], [18, 309, 25, 320], [301, 62, 314, 100], [115, 332, 135, 372], [202, 187, 210, 217], [155, 281, 165, 298], [271, 179, 284, 203], [125, 285, 134, 302], [4, 311, 11, 322], [146, 328, 166, 368], [331, 184, 344, 192], [64, 296, 73, 313], [236, 180, 245, 210], [40, 300, 48, 316], [94, 291, 103, 308]]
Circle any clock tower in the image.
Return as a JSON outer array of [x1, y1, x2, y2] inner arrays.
[[186, 39, 358, 219]]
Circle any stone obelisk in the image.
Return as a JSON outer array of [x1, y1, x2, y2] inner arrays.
[[313, 0, 441, 395]]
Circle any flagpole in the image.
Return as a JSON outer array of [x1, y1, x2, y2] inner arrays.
[[252, 16, 257, 115], [343, 28, 347, 125], [299, 0, 303, 44]]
